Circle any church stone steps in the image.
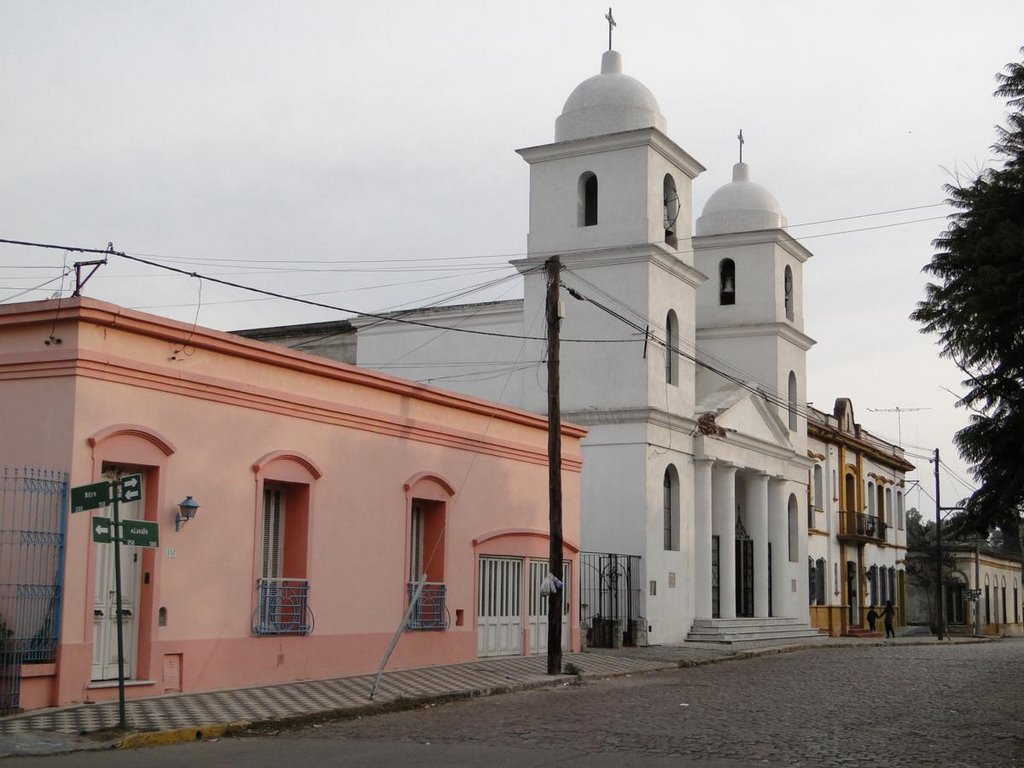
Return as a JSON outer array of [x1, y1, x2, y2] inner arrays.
[[686, 617, 823, 644]]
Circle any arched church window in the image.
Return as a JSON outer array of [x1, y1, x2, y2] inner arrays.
[[787, 371, 798, 430], [579, 172, 598, 227], [719, 259, 736, 305], [665, 310, 678, 385], [787, 494, 799, 562], [784, 265, 794, 320], [663, 174, 679, 248], [663, 465, 679, 551]]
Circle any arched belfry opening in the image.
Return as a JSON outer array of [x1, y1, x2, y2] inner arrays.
[[784, 265, 794, 320], [579, 172, 598, 227], [720, 259, 736, 305], [663, 174, 679, 247]]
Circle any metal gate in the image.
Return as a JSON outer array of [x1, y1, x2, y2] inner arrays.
[[579, 552, 643, 647], [0, 467, 68, 714]]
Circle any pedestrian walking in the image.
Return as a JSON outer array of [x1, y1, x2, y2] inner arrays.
[[881, 600, 896, 638]]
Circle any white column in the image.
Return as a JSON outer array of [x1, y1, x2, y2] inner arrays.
[[712, 463, 737, 619], [768, 476, 788, 618], [693, 459, 714, 619], [746, 472, 770, 618]]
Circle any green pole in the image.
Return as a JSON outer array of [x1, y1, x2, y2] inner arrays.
[[111, 481, 127, 728]]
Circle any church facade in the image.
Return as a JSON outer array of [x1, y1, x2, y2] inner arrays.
[[242, 47, 825, 645]]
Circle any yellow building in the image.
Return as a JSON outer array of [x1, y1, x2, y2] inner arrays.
[[806, 399, 915, 636]]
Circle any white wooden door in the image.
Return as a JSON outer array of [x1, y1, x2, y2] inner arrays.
[[477, 557, 523, 657], [91, 484, 143, 681], [527, 560, 571, 654]]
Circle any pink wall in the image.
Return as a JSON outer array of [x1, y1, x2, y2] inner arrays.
[[0, 299, 583, 710]]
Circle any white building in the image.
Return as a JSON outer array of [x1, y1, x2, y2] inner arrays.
[[806, 399, 915, 635], [242, 47, 823, 645], [906, 545, 1022, 637]]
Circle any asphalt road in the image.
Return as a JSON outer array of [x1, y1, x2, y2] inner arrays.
[[9, 639, 1023, 767]]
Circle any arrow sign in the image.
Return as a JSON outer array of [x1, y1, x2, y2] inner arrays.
[[119, 474, 143, 503], [92, 516, 113, 543], [71, 481, 111, 514]]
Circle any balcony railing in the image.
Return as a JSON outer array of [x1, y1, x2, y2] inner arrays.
[[839, 511, 888, 542], [406, 582, 448, 630], [253, 578, 311, 636]]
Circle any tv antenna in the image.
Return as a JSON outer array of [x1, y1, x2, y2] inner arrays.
[[866, 406, 931, 446]]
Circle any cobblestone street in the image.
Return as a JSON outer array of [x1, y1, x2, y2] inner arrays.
[[309, 639, 1023, 767]]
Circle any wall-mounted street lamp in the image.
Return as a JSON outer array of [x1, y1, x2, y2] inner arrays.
[[175, 496, 200, 532]]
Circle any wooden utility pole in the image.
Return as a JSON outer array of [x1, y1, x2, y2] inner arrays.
[[933, 448, 946, 640], [546, 256, 563, 675]]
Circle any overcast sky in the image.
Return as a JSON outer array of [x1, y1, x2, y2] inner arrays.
[[3, 1, 1023, 512]]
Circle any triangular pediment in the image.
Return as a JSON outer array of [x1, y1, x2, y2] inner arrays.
[[696, 382, 793, 450]]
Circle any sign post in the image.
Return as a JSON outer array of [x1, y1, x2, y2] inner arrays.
[[111, 487, 127, 730], [70, 476, 160, 731]]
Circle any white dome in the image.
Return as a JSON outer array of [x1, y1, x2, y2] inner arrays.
[[695, 162, 787, 236], [554, 50, 666, 142]]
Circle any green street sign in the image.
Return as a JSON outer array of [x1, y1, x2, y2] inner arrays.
[[71, 481, 111, 514], [121, 520, 159, 548], [92, 516, 113, 543], [119, 474, 143, 503]]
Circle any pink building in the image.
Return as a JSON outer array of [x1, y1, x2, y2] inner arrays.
[[0, 298, 582, 712]]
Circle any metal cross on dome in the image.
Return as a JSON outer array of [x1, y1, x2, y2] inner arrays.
[[738, 129, 745, 163], [605, 7, 616, 51]]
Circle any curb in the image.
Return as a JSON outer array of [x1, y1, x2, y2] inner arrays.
[[117, 720, 252, 750]]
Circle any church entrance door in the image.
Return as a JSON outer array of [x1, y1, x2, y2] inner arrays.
[[735, 538, 754, 617], [711, 536, 720, 618]]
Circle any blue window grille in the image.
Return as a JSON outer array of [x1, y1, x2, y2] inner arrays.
[[253, 578, 311, 636], [1, 467, 68, 715], [407, 582, 448, 630]]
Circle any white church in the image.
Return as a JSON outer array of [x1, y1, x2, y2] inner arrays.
[[242, 45, 826, 645]]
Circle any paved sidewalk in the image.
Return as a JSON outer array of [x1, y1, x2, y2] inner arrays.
[[0, 631, 988, 757]]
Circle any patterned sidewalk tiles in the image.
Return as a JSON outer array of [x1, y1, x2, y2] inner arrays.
[[0, 652, 675, 738]]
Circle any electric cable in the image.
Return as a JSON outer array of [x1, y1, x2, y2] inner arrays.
[[0, 237, 634, 345]]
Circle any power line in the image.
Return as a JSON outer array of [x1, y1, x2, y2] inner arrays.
[[785, 202, 948, 229], [0, 237, 632, 345], [0, 202, 952, 287], [0, 272, 71, 304], [5, 201, 945, 269]]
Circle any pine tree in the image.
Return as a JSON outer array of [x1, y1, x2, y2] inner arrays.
[[912, 48, 1024, 538]]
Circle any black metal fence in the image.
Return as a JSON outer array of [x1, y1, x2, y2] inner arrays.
[[579, 552, 643, 648], [0, 467, 68, 714]]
